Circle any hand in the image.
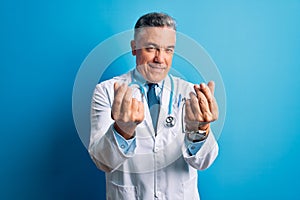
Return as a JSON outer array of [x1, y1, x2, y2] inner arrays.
[[185, 81, 219, 132], [111, 82, 144, 139]]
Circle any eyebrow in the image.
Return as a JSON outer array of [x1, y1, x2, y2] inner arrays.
[[145, 42, 175, 49]]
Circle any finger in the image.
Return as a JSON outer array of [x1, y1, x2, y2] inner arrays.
[[199, 83, 213, 104], [114, 82, 127, 100], [120, 86, 132, 115], [207, 81, 215, 95], [196, 90, 212, 121], [131, 98, 139, 113], [199, 83, 215, 113], [210, 97, 219, 120], [189, 92, 203, 121], [131, 98, 139, 122], [112, 83, 127, 119], [202, 82, 219, 120], [133, 99, 144, 123], [113, 82, 119, 92], [184, 99, 195, 122], [185, 99, 202, 131], [195, 84, 213, 111], [193, 84, 202, 103], [137, 101, 145, 122]]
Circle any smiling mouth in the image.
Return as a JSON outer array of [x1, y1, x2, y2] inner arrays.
[[148, 63, 166, 70]]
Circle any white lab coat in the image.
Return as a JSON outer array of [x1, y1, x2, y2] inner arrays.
[[89, 70, 219, 200]]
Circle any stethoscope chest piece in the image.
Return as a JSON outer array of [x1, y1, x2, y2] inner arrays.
[[165, 115, 176, 127]]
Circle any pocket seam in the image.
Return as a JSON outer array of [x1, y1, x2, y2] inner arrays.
[[108, 181, 138, 200]]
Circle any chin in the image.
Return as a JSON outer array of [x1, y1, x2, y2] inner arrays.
[[148, 75, 165, 83]]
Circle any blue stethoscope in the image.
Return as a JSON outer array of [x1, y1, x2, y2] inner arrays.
[[129, 73, 176, 128]]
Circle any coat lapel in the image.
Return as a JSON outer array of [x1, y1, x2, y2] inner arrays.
[[156, 75, 172, 134]]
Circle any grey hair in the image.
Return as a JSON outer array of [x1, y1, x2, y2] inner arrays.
[[134, 12, 177, 39]]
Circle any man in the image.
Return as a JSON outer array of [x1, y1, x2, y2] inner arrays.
[[89, 12, 219, 200]]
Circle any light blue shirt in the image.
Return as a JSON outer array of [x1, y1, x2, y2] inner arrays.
[[185, 136, 206, 155], [113, 126, 137, 154]]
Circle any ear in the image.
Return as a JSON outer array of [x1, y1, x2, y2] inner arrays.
[[130, 40, 136, 56]]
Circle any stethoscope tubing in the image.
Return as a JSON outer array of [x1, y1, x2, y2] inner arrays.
[[129, 72, 176, 128]]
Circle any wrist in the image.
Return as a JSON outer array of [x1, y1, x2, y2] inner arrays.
[[198, 123, 210, 131], [113, 122, 136, 140], [186, 124, 210, 142]]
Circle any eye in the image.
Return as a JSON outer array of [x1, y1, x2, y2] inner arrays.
[[145, 45, 156, 52], [165, 48, 174, 54]]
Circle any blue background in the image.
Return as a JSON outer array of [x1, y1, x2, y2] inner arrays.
[[1, 0, 300, 199]]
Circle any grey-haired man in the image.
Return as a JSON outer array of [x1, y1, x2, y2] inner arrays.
[[89, 12, 219, 200]]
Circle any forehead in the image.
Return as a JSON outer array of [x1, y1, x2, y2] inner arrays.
[[135, 27, 176, 46]]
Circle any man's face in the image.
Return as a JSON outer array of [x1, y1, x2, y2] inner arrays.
[[131, 27, 176, 83]]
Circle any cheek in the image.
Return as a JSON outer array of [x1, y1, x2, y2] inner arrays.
[[166, 56, 173, 66], [136, 51, 153, 63]]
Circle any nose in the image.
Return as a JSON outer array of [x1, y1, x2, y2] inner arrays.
[[153, 49, 164, 63]]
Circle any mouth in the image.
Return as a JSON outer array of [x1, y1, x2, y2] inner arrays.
[[148, 63, 167, 71]]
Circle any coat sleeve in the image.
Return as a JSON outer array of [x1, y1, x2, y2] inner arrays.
[[182, 130, 219, 170], [88, 82, 136, 173], [174, 77, 219, 170]]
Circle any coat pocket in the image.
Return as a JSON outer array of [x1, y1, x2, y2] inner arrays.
[[107, 181, 138, 200]]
